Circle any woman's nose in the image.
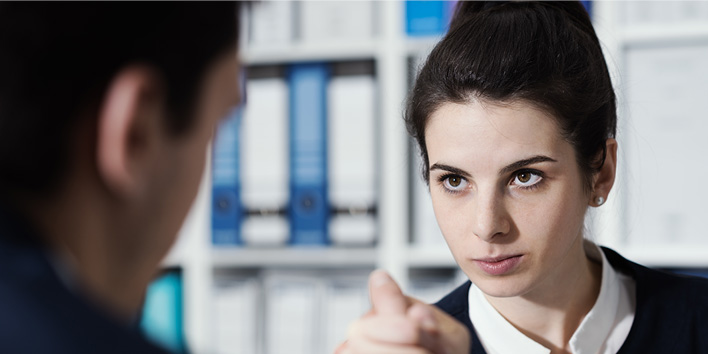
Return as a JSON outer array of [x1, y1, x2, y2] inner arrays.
[[471, 190, 511, 242]]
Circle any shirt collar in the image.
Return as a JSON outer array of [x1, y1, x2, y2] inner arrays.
[[468, 282, 550, 354], [468, 241, 621, 354], [568, 241, 621, 354]]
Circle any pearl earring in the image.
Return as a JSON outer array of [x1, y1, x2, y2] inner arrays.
[[595, 196, 605, 206]]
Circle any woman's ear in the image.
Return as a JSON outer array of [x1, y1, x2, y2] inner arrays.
[[590, 138, 618, 207], [95, 65, 166, 200]]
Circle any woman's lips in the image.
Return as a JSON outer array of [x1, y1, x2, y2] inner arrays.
[[474, 255, 523, 276]]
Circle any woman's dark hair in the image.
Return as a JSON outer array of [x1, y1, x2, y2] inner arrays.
[[0, 3, 240, 198], [405, 1, 616, 191]]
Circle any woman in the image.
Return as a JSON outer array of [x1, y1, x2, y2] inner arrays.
[[342, 2, 708, 354], [408, 1, 708, 353]]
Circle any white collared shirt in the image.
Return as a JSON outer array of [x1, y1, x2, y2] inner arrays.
[[468, 241, 636, 354]]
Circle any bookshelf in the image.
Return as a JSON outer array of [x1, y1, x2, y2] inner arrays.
[[154, 2, 708, 353], [168, 2, 421, 352], [243, 42, 379, 65], [210, 248, 378, 268]]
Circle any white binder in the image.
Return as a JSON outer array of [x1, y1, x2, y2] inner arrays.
[[263, 273, 320, 354], [248, 1, 294, 48], [212, 276, 260, 354], [327, 74, 377, 245], [300, 1, 374, 43], [240, 78, 290, 245]]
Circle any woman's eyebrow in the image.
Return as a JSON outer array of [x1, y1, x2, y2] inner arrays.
[[430, 156, 556, 178], [429, 163, 472, 178], [499, 155, 557, 175]]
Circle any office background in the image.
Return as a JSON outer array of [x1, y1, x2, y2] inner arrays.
[[139, 1, 708, 353]]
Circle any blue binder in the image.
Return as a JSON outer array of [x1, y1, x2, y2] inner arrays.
[[405, 0, 455, 37], [581, 1, 592, 17], [140, 272, 185, 353], [211, 107, 243, 245], [288, 63, 329, 246]]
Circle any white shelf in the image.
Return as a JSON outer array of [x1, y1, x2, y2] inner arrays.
[[243, 40, 378, 65], [620, 23, 708, 45], [211, 247, 378, 268]]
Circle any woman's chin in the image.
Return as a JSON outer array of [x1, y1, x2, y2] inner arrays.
[[469, 275, 532, 299]]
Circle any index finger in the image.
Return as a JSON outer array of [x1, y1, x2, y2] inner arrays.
[[369, 269, 408, 316]]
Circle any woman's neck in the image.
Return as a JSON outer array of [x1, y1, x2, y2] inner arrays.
[[484, 237, 602, 353]]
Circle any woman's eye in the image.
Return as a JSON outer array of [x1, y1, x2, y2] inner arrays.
[[443, 175, 468, 191], [513, 171, 542, 188]]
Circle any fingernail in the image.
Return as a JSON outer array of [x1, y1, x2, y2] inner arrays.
[[370, 269, 392, 287]]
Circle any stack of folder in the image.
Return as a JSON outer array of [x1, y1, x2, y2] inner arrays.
[[211, 62, 377, 247]]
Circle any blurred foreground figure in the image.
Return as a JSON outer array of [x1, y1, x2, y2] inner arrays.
[[0, 3, 241, 353]]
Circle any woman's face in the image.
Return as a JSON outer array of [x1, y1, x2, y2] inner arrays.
[[425, 100, 590, 298]]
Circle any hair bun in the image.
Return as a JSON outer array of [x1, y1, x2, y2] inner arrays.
[[449, 1, 593, 40], [449, 1, 512, 30]]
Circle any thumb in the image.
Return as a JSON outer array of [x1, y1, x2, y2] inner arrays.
[[368, 269, 408, 316]]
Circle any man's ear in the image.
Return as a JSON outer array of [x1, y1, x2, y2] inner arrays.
[[96, 65, 166, 200], [590, 138, 618, 207]]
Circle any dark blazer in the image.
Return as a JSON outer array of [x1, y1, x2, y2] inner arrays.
[[0, 205, 168, 354], [436, 247, 708, 354]]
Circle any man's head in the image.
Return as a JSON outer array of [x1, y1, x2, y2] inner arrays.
[[0, 3, 243, 314], [0, 3, 240, 198]]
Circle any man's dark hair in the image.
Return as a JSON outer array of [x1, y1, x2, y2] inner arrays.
[[406, 1, 616, 191], [0, 3, 240, 198]]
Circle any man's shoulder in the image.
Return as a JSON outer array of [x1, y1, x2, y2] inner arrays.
[[0, 276, 167, 354], [0, 238, 167, 354]]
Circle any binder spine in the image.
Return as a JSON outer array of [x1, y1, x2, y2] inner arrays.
[[240, 76, 291, 246], [327, 73, 378, 245], [405, 0, 449, 37], [211, 107, 243, 246], [288, 63, 330, 246]]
